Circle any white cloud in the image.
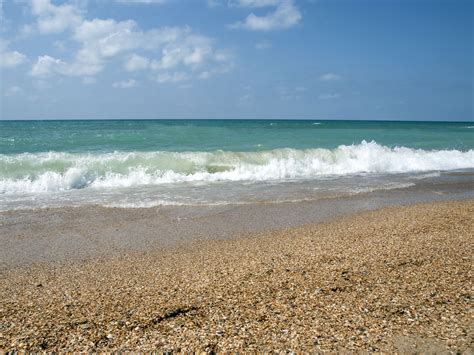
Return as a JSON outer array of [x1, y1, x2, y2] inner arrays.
[[29, 55, 102, 78], [318, 93, 341, 100], [149, 34, 223, 73], [28, 11, 233, 83], [29, 53, 99, 78], [73, 18, 140, 58], [320, 73, 341, 81], [156, 72, 190, 83], [112, 79, 138, 88], [255, 40, 272, 49], [230, 0, 301, 31], [0, 50, 27, 68], [31, 0, 83, 34], [30, 55, 67, 77], [0, 40, 27, 68], [125, 54, 150, 71], [5, 86, 23, 97]]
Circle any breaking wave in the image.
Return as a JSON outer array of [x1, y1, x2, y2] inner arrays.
[[1, 141, 473, 194]]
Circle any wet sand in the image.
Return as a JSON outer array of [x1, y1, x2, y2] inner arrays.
[[1, 179, 473, 266], [0, 200, 472, 352]]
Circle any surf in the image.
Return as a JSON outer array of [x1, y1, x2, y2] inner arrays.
[[1, 141, 473, 194]]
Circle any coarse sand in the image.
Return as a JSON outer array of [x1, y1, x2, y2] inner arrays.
[[1, 200, 472, 352]]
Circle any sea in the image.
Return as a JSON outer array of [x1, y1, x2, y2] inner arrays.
[[1, 119, 473, 211]]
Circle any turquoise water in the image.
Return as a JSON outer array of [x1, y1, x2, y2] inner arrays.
[[0, 119, 473, 210], [1, 120, 473, 154]]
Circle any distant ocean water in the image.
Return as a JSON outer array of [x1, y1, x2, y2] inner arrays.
[[1, 120, 473, 211]]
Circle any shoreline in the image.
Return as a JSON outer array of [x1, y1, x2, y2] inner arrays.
[[1, 199, 473, 351], [1, 179, 473, 267]]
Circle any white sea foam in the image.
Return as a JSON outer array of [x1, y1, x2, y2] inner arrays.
[[1, 141, 473, 194]]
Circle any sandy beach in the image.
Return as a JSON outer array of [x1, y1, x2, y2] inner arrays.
[[2, 0, 473, 351], [1, 199, 472, 352]]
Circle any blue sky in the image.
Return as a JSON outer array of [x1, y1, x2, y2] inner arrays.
[[0, 0, 472, 120]]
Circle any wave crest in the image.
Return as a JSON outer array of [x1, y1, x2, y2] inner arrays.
[[1, 141, 473, 194]]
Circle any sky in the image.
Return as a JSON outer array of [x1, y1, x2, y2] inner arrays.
[[0, 0, 472, 121]]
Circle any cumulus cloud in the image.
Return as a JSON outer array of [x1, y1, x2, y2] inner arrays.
[[30, 55, 66, 76], [320, 73, 341, 81], [74, 18, 141, 58], [31, 0, 83, 34], [30, 53, 101, 77], [0, 40, 27, 68], [230, 0, 301, 31], [0, 49, 27, 68], [112, 79, 138, 88], [125, 54, 150, 71], [27, 3, 233, 83], [150, 34, 216, 71]]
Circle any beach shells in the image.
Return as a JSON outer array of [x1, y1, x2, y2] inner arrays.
[[0, 200, 472, 352]]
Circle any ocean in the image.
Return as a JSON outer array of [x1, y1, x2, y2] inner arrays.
[[1, 119, 473, 211]]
